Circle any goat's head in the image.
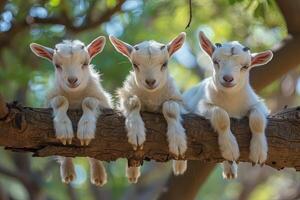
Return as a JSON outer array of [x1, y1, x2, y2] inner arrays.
[[30, 36, 106, 92], [109, 33, 185, 92], [199, 31, 273, 92]]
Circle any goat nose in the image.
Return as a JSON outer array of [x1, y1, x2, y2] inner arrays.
[[223, 75, 234, 83], [68, 77, 78, 85], [145, 79, 156, 87]]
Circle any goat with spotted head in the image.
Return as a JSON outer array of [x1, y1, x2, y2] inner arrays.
[[183, 31, 273, 179], [109, 33, 188, 183], [30, 36, 112, 186]]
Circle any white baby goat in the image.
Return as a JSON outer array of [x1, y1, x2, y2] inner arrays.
[[109, 33, 188, 183], [183, 31, 273, 179], [30, 36, 112, 186]]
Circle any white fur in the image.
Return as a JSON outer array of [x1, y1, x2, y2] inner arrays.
[[30, 37, 111, 186], [222, 161, 237, 179], [126, 166, 141, 183], [110, 33, 188, 183], [59, 157, 76, 183], [183, 31, 272, 179]]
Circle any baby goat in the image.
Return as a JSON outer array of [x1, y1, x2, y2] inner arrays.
[[183, 31, 273, 179], [30, 36, 112, 186], [110, 33, 187, 183]]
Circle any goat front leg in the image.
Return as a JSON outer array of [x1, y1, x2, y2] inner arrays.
[[77, 97, 100, 146], [210, 106, 240, 162], [123, 95, 146, 150], [50, 96, 73, 145], [57, 157, 76, 183], [199, 101, 240, 178], [249, 105, 268, 165], [88, 158, 107, 186], [121, 95, 145, 183], [162, 101, 187, 175]]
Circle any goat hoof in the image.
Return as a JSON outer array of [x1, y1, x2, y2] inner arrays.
[[128, 177, 138, 184], [67, 139, 72, 145], [252, 162, 256, 166], [62, 174, 76, 184], [92, 178, 106, 187], [132, 145, 137, 151], [85, 139, 91, 146], [138, 145, 143, 150], [226, 173, 231, 179], [80, 140, 85, 146], [60, 139, 67, 145]]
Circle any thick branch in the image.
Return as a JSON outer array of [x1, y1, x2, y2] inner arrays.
[[0, 102, 299, 171], [250, 35, 300, 91]]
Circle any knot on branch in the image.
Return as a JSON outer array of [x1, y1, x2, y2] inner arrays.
[[0, 101, 27, 132]]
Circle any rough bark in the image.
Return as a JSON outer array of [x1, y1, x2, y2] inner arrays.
[[0, 102, 299, 171]]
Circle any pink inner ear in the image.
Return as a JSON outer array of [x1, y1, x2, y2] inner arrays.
[[251, 52, 271, 65], [112, 39, 130, 57], [35, 46, 52, 60], [200, 37, 213, 56], [88, 39, 104, 58], [169, 37, 184, 55]]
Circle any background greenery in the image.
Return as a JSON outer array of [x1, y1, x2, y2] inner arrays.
[[0, 0, 299, 200]]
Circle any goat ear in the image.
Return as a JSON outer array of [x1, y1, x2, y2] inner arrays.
[[251, 50, 273, 67], [30, 43, 54, 61], [87, 36, 106, 59], [167, 32, 186, 56], [109, 35, 133, 58], [199, 31, 215, 57]]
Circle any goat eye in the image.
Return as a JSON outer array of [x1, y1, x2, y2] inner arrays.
[[161, 62, 168, 70], [55, 64, 62, 70], [241, 65, 249, 70], [213, 60, 219, 67], [82, 63, 89, 69], [133, 63, 139, 70]]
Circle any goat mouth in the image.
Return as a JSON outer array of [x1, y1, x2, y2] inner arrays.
[[221, 82, 235, 88], [67, 83, 80, 89], [144, 85, 158, 90]]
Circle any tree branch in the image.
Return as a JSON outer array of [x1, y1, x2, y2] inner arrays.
[[0, 102, 299, 171], [28, 0, 125, 33], [0, 0, 126, 48], [250, 34, 300, 91]]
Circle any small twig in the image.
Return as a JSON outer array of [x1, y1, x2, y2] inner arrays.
[[185, 0, 192, 29]]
